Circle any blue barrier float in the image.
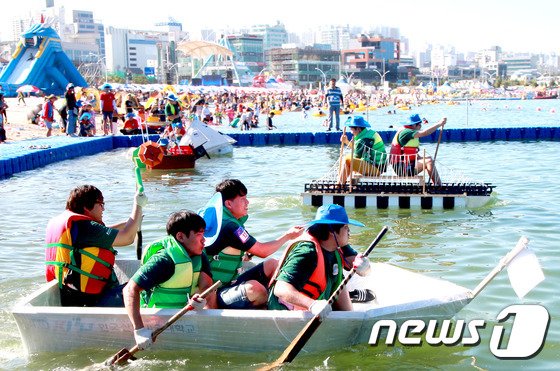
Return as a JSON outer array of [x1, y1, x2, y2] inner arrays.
[[524, 128, 538, 141], [465, 129, 478, 141], [267, 133, 282, 145], [283, 133, 297, 145], [252, 133, 267, 146], [11, 157, 21, 174], [300, 132, 314, 145], [550, 128, 560, 140], [0, 127, 559, 180], [0, 159, 6, 179], [24, 154, 33, 171]]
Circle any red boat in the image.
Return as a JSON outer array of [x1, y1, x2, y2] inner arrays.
[[534, 92, 558, 99], [137, 141, 196, 170]]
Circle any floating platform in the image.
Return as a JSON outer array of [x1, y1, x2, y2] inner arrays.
[[302, 180, 495, 209]]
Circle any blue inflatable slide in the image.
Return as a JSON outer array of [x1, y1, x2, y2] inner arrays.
[[0, 23, 87, 97]]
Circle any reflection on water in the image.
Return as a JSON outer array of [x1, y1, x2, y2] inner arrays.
[[0, 141, 559, 370]]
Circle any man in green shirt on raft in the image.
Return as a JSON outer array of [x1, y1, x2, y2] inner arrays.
[[338, 116, 388, 184], [123, 210, 217, 351], [268, 204, 372, 319]]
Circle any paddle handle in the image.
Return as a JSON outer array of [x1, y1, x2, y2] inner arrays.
[[134, 162, 144, 194], [117, 280, 221, 362], [152, 280, 221, 339]]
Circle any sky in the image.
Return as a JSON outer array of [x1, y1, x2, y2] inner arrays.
[[1, 0, 559, 54]]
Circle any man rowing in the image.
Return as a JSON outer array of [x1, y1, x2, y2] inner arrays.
[[268, 204, 371, 318], [123, 210, 217, 350]]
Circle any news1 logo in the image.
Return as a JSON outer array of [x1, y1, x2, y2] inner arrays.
[[368, 304, 549, 359]]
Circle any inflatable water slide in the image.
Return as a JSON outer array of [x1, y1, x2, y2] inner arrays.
[[0, 23, 87, 97]]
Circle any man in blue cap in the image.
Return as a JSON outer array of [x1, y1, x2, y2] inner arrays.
[[338, 116, 388, 184], [389, 113, 446, 185], [268, 204, 371, 319]]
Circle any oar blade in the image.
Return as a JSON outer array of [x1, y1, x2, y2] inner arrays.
[[258, 316, 322, 371], [105, 347, 136, 366]]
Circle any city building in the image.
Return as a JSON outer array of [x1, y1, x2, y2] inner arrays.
[[318, 25, 351, 51], [340, 34, 400, 84], [268, 46, 340, 88], [250, 22, 288, 51]]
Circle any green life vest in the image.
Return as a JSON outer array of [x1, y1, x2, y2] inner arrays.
[[208, 208, 249, 285], [354, 128, 387, 165], [141, 236, 202, 308]]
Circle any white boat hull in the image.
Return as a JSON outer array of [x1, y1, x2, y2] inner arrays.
[[12, 261, 472, 354]]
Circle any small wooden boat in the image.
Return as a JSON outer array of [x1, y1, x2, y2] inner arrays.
[[12, 260, 472, 354], [136, 141, 196, 170], [12, 236, 530, 356], [534, 93, 558, 99]]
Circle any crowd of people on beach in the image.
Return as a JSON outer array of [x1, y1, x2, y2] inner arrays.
[[0, 78, 438, 143]]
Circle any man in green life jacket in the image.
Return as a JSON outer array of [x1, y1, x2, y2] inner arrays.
[[165, 93, 182, 124], [201, 179, 305, 309], [123, 210, 216, 351], [338, 116, 388, 184], [268, 204, 371, 319]]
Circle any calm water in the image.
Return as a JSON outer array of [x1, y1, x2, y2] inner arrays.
[[215, 98, 560, 133], [0, 100, 559, 370]]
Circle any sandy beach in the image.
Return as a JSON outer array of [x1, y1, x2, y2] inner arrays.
[[1, 97, 70, 143]]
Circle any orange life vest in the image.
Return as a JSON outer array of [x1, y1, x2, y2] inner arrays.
[[270, 232, 346, 308], [390, 126, 419, 165], [45, 210, 116, 294]]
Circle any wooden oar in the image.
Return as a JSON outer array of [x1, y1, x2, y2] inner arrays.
[[134, 159, 146, 260], [337, 117, 352, 185], [260, 226, 389, 371], [428, 123, 444, 186], [106, 280, 221, 366]]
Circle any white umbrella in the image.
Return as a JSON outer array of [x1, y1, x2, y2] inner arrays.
[[16, 85, 42, 94]]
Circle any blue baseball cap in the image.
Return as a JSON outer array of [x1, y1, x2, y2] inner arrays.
[[345, 116, 370, 128], [307, 204, 365, 227], [126, 113, 135, 118]]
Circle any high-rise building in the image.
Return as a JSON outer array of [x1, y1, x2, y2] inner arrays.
[[250, 22, 288, 51], [341, 34, 400, 83], [318, 25, 351, 51]]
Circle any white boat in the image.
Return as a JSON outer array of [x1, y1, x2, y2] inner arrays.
[[12, 237, 525, 356], [179, 119, 236, 156]]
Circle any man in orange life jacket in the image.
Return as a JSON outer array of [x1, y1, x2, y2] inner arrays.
[[267, 204, 371, 319], [45, 185, 147, 307], [389, 113, 446, 186]]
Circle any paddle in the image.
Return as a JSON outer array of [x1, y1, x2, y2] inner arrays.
[[428, 119, 444, 186], [106, 280, 221, 366], [134, 144, 164, 259], [134, 159, 145, 260], [260, 226, 389, 371], [337, 117, 352, 184]]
